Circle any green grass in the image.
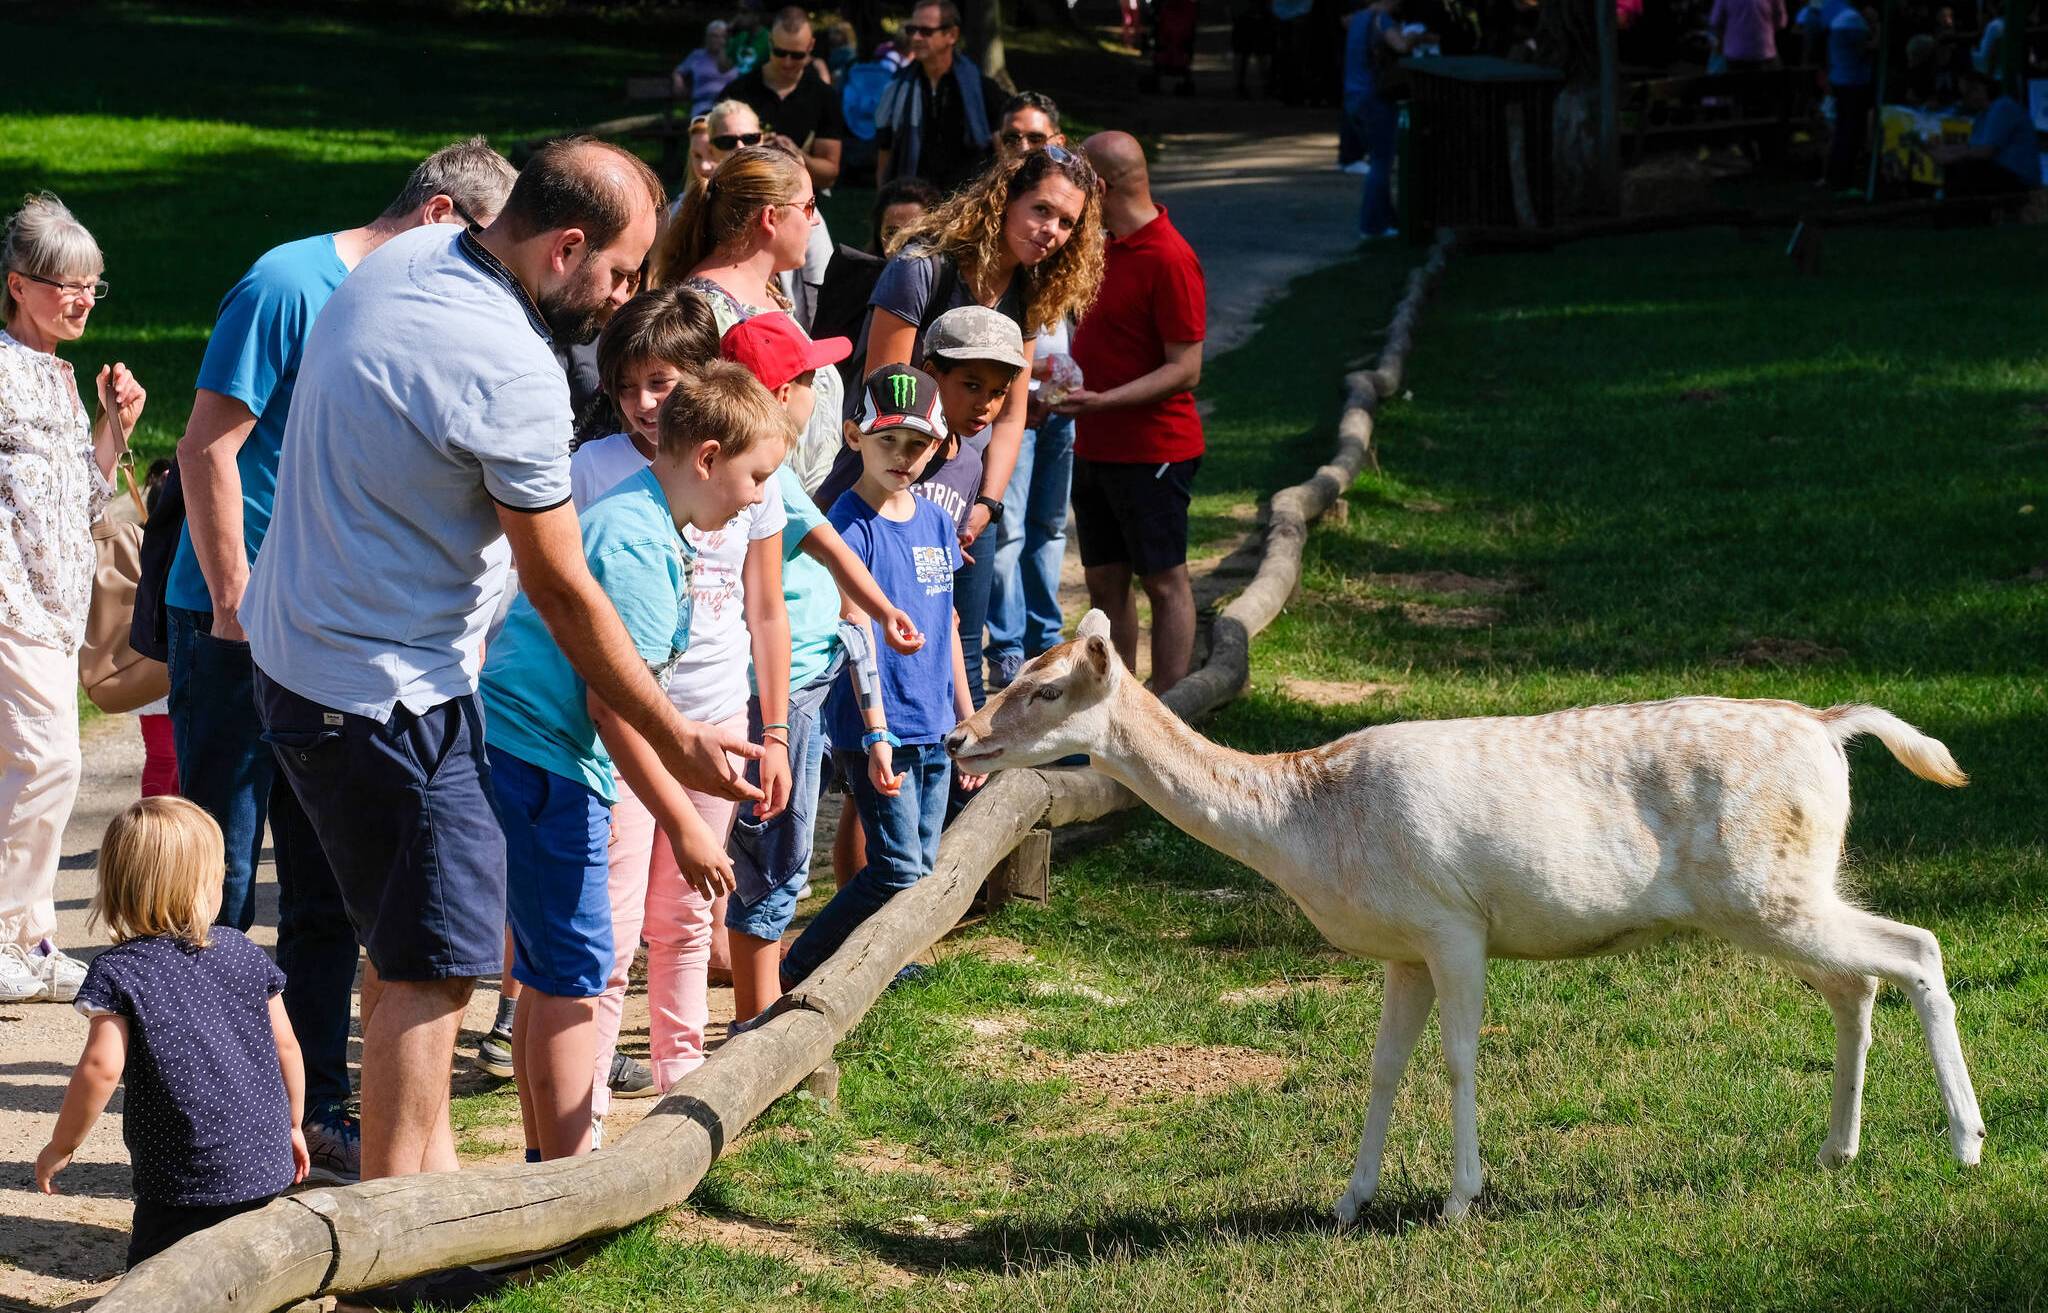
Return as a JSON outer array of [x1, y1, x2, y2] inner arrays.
[[477, 227, 2048, 1311]]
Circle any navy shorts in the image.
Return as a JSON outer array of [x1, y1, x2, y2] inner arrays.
[[487, 749, 614, 998], [254, 669, 505, 982], [1070, 456, 1202, 576]]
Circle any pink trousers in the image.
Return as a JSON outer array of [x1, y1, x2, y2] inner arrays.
[[593, 712, 745, 1104]]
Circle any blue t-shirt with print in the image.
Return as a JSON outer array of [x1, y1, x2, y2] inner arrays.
[[822, 491, 961, 747], [774, 465, 845, 694], [480, 468, 694, 801], [1972, 95, 2042, 183], [73, 929, 294, 1207], [166, 233, 349, 613]]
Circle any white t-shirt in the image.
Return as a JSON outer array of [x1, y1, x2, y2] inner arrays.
[[570, 433, 787, 723]]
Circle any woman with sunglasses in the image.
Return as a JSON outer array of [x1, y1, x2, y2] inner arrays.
[[820, 146, 1104, 709], [0, 192, 146, 1006]]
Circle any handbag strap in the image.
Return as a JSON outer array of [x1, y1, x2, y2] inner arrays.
[[117, 451, 145, 520]]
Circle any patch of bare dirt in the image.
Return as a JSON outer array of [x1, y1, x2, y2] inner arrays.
[[1373, 570, 1532, 596], [1398, 601, 1504, 629], [1028, 980, 1128, 1006], [1403, 497, 1450, 513], [1048, 1045, 1291, 1104], [841, 1139, 950, 1178], [1725, 637, 1847, 668], [959, 1014, 1030, 1040], [661, 1210, 918, 1290], [1279, 677, 1406, 707], [940, 935, 1037, 966], [1218, 977, 1349, 1005]]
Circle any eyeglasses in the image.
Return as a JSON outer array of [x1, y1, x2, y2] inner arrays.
[[13, 270, 108, 301], [448, 197, 485, 234], [771, 45, 813, 59], [999, 130, 1052, 149], [711, 131, 766, 151], [777, 196, 820, 219], [902, 22, 953, 36]]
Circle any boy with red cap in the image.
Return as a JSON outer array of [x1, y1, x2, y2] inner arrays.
[[719, 313, 926, 1025]]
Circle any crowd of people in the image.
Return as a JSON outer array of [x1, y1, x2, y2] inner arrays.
[[8, 4, 1214, 1270]]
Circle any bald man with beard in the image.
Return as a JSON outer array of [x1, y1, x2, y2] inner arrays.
[[243, 137, 763, 1180], [1056, 132, 1208, 692]]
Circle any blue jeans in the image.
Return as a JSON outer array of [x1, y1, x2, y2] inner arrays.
[[986, 413, 1075, 665], [1349, 94, 1400, 235], [726, 645, 844, 941], [953, 534, 997, 710], [165, 608, 357, 1117], [779, 741, 951, 988]]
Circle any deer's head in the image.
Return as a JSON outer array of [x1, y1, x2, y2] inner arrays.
[[946, 608, 1122, 772]]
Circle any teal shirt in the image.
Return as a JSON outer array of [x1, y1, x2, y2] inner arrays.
[[775, 465, 845, 694], [480, 469, 694, 801]]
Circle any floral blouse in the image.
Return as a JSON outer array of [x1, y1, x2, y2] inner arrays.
[[0, 329, 111, 653]]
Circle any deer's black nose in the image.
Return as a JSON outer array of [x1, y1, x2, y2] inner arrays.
[[944, 727, 968, 755]]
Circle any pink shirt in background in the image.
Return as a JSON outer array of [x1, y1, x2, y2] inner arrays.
[[1711, 0, 1788, 62]]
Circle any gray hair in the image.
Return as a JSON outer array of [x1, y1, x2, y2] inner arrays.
[[380, 135, 519, 224], [706, 18, 729, 38], [2, 192, 102, 324]]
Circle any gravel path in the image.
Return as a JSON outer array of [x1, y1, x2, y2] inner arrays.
[[0, 121, 1354, 1312]]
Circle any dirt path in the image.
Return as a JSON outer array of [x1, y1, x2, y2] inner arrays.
[[0, 117, 1356, 1312]]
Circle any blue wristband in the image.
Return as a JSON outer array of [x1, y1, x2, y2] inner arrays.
[[861, 728, 901, 752]]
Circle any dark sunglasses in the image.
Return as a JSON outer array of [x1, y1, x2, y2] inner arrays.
[[1000, 129, 1052, 149], [902, 22, 953, 35], [711, 131, 766, 150], [771, 44, 813, 59], [448, 196, 485, 234]]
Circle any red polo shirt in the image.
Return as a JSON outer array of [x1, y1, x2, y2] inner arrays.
[[1070, 205, 1206, 464]]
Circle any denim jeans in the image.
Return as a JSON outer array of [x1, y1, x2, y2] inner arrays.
[[166, 608, 357, 1117], [986, 413, 1076, 665], [953, 534, 998, 710], [779, 741, 951, 988], [726, 645, 844, 940], [1349, 94, 1401, 235]]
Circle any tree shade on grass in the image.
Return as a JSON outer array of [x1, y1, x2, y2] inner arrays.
[[472, 226, 2047, 1312]]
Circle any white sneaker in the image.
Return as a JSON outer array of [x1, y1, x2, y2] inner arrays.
[[32, 941, 87, 1004], [0, 944, 49, 1003]]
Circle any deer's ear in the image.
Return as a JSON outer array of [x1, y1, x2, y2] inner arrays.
[[1076, 609, 1112, 642], [1081, 634, 1114, 680]]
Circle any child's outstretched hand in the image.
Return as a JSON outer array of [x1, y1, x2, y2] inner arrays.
[[668, 823, 738, 900], [290, 1126, 311, 1184], [955, 766, 988, 793], [882, 608, 924, 655], [33, 1141, 70, 1194], [867, 741, 905, 797]]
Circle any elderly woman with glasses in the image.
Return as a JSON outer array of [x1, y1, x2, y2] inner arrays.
[[0, 191, 146, 1006]]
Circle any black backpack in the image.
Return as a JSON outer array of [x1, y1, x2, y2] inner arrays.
[[128, 458, 183, 663]]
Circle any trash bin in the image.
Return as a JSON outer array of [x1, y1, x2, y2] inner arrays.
[[1404, 56, 1565, 232]]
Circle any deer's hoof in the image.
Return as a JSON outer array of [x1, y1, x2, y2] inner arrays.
[[1441, 1193, 1474, 1222], [1334, 1188, 1368, 1229], [1951, 1124, 1986, 1166], [1816, 1142, 1858, 1170]]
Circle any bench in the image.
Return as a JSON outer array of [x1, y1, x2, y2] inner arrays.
[[1621, 69, 1814, 164], [618, 75, 693, 176]]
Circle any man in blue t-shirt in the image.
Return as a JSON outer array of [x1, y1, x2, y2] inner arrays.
[[1822, 0, 1878, 190], [1936, 68, 2043, 194], [165, 137, 516, 1185]]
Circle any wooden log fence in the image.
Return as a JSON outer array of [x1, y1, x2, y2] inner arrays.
[[91, 232, 1458, 1313]]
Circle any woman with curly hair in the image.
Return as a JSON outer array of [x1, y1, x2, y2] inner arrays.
[[818, 146, 1103, 709]]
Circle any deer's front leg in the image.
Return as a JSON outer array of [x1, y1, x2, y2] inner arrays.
[[1337, 959, 1436, 1227], [1428, 938, 1488, 1219]]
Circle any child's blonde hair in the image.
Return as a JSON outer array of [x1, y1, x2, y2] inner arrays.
[[91, 798, 226, 948], [657, 358, 799, 460]]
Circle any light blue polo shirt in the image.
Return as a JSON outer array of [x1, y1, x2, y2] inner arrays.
[[242, 225, 574, 720], [774, 464, 844, 695], [1972, 95, 2042, 185], [480, 468, 694, 802], [166, 233, 349, 613]]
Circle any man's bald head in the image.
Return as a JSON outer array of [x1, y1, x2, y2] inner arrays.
[[1082, 131, 1149, 187], [496, 136, 666, 253]]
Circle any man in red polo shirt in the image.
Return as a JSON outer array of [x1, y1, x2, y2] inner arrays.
[[1058, 131, 1206, 691]]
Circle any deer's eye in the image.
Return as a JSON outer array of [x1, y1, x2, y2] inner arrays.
[[1034, 685, 1063, 703]]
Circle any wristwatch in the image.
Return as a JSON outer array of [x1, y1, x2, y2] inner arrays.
[[861, 728, 901, 752], [973, 494, 1005, 525]]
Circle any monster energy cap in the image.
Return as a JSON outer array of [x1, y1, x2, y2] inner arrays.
[[855, 363, 948, 442], [924, 305, 1028, 372]]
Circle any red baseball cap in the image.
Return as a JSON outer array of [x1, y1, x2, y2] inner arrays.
[[719, 312, 852, 392]]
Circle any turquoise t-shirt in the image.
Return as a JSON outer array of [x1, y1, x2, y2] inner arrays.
[[479, 468, 694, 801], [775, 465, 844, 695], [166, 233, 349, 613]]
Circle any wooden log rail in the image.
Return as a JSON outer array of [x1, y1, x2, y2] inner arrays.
[[91, 232, 1458, 1313]]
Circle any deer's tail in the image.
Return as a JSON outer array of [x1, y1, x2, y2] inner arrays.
[[1818, 704, 1968, 788]]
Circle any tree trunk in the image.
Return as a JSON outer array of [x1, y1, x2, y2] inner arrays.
[[965, 0, 1017, 93], [1537, 0, 1615, 216]]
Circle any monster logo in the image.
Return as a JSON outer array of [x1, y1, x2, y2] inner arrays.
[[888, 371, 917, 410]]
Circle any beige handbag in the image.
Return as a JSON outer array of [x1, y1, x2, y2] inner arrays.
[[79, 384, 169, 715]]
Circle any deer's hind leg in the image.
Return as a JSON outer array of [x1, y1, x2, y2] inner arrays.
[[1783, 962, 1878, 1167], [1337, 959, 1435, 1227]]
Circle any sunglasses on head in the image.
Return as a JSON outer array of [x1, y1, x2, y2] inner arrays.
[[902, 22, 953, 35], [712, 131, 766, 150]]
